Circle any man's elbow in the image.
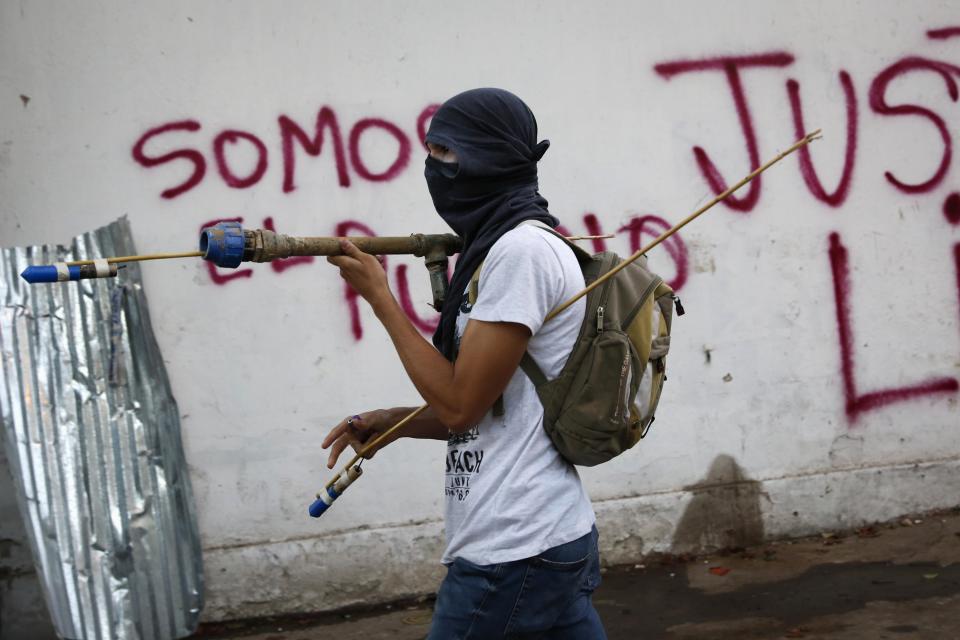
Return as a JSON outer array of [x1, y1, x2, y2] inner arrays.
[[436, 405, 486, 434]]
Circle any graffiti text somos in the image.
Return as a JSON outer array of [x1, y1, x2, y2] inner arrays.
[[133, 105, 438, 198]]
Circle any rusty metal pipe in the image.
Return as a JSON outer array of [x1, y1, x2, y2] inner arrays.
[[241, 229, 463, 263], [199, 223, 462, 308]]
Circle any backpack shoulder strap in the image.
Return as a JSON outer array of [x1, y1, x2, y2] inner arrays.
[[472, 223, 587, 416], [512, 221, 589, 391], [468, 261, 484, 306], [519, 352, 548, 387]]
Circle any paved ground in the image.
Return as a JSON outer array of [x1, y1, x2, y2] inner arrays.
[[193, 508, 960, 639]]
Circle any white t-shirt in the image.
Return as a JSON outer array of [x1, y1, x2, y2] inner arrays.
[[442, 224, 596, 565]]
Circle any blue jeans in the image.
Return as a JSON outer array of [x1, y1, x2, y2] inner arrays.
[[427, 526, 606, 639]]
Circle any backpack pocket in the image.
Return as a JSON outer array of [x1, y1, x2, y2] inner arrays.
[[549, 329, 642, 466], [625, 289, 672, 443]]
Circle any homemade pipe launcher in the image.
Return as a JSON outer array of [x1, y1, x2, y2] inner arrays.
[[21, 222, 465, 309]]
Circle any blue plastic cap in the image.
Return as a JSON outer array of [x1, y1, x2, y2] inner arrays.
[[199, 221, 245, 268], [20, 265, 82, 284]]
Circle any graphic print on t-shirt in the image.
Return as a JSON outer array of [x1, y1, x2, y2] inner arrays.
[[446, 426, 483, 501], [447, 291, 483, 502]]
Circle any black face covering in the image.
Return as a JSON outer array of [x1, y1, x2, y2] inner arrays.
[[424, 88, 559, 360]]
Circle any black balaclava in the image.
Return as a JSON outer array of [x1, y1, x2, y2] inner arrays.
[[425, 88, 559, 360]]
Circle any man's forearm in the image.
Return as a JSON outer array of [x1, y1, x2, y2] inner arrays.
[[328, 238, 526, 432], [384, 406, 448, 442], [371, 294, 466, 425]]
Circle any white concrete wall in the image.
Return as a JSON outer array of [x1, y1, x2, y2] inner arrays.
[[2, 0, 959, 623]]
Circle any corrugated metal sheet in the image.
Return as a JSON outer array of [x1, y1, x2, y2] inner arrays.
[[0, 218, 203, 640]]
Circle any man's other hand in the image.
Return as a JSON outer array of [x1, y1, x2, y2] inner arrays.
[[321, 409, 394, 469]]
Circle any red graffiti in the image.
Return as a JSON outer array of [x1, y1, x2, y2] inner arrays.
[[348, 118, 411, 182], [787, 71, 858, 207], [618, 215, 688, 291], [135, 104, 437, 199], [334, 220, 381, 340], [263, 217, 315, 273], [868, 57, 960, 194], [654, 53, 795, 213], [213, 130, 268, 189], [132, 120, 206, 199], [928, 27, 960, 40], [827, 232, 958, 422], [654, 45, 960, 212], [199, 217, 254, 285], [416, 104, 441, 148], [280, 107, 351, 191], [395, 264, 440, 333], [946, 193, 960, 225]]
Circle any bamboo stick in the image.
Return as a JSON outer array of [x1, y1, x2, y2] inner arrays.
[[64, 251, 204, 267], [565, 234, 615, 242], [545, 129, 821, 322]]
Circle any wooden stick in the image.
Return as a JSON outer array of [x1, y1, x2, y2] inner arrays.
[[544, 129, 822, 323], [65, 251, 204, 267], [565, 234, 615, 242], [322, 129, 823, 494]]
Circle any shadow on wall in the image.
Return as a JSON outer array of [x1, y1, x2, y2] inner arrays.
[[672, 454, 765, 554]]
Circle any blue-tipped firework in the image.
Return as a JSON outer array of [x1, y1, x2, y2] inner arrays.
[[20, 259, 118, 284], [309, 465, 363, 518], [17, 222, 244, 285], [19, 249, 204, 285]]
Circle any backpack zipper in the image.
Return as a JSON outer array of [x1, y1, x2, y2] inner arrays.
[[613, 350, 632, 420], [597, 252, 620, 334], [593, 253, 619, 334], [673, 294, 685, 316]]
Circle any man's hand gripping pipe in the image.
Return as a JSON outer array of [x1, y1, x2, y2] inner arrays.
[[310, 129, 823, 519]]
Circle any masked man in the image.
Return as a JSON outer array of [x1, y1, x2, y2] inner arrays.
[[323, 88, 605, 639]]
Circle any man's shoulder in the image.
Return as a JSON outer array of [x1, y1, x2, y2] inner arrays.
[[494, 223, 551, 247], [487, 224, 570, 267]]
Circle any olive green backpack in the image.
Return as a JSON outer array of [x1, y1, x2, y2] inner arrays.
[[470, 223, 683, 466]]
